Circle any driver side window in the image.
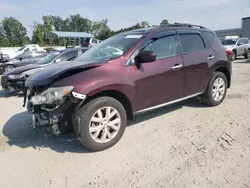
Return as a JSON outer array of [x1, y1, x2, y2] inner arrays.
[[128, 34, 178, 65], [143, 35, 177, 59], [237, 39, 243, 45]]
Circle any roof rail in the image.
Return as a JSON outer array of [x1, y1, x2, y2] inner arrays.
[[160, 24, 206, 29]]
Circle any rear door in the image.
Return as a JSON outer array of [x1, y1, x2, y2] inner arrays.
[[177, 30, 215, 96], [242, 38, 250, 53]]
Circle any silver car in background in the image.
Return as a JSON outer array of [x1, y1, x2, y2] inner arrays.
[[221, 36, 250, 60]]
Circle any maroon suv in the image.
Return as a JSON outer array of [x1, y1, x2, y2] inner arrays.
[[24, 24, 232, 151]]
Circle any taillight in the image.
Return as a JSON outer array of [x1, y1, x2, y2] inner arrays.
[[226, 50, 232, 57], [88, 42, 90, 47]]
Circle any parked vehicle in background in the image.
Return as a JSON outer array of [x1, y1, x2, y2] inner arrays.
[[1, 48, 88, 92], [0, 51, 48, 73], [226, 50, 233, 61], [81, 37, 102, 48], [0, 52, 10, 63], [7, 44, 45, 59], [24, 24, 231, 152], [221, 36, 250, 60]]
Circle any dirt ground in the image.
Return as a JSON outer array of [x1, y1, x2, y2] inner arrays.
[[0, 58, 250, 188]]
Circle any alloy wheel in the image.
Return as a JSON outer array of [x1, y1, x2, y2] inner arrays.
[[5, 65, 14, 72], [212, 77, 226, 101], [89, 106, 121, 143]]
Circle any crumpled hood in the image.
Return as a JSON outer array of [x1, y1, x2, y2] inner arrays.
[[3, 64, 44, 75], [26, 60, 108, 87]]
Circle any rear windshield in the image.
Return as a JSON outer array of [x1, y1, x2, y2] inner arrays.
[[221, 39, 237, 45]]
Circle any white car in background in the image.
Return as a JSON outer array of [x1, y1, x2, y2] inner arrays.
[[8, 44, 45, 59], [221, 36, 250, 60]]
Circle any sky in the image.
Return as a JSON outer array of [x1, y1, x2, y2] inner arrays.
[[0, 0, 249, 36]]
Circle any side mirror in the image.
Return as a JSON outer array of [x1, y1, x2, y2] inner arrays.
[[19, 57, 23, 61], [54, 58, 62, 63], [238, 42, 243, 46], [135, 50, 156, 64]]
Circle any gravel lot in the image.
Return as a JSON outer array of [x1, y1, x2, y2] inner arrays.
[[0, 58, 250, 188]]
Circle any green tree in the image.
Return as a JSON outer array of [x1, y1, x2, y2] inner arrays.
[[68, 14, 92, 32], [91, 19, 110, 39], [0, 23, 9, 46], [160, 19, 169, 25], [1, 17, 28, 46], [42, 16, 53, 45], [140, 21, 150, 28], [32, 22, 44, 45], [51, 16, 66, 31]]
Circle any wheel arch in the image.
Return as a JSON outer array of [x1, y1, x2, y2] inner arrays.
[[78, 89, 134, 121], [214, 67, 231, 88]]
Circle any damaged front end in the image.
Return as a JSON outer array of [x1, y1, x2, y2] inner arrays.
[[24, 85, 86, 135]]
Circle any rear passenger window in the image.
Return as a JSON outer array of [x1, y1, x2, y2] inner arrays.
[[143, 35, 177, 59], [202, 31, 215, 46], [92, 39, 97, 44], [179, 34, 205, 53]]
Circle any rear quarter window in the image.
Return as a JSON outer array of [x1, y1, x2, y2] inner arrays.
[[201, 31, 215, 47], [179, 33, 205, 53]]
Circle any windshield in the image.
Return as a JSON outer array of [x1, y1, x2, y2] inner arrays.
[[221, 39, 237, 45], [17, 45, 27, 52], [75, 34, 143, 61], [36, 51, 61, 64]]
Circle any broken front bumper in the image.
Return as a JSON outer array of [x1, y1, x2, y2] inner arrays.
[[24, 86, 86, 135], [28, 99, 73, 127]]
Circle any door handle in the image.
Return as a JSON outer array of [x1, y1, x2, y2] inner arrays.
[[207, 55, 215, 60], [172, 64, 183, 70]]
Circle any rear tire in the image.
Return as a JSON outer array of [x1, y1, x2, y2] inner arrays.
[[75, 97, 127, 151], [244, 49, 249, 59], [202, 72, 227, 106]]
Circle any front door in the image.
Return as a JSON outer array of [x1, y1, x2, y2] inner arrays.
[[236, 39, 245, 55], [130, 32, 184, 111], [178, 31, 215, 96]]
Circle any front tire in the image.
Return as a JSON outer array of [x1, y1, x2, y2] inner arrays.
[[5, 65, 15, 72], [202, 72, 227, 106], [76, 97, 127, 151]]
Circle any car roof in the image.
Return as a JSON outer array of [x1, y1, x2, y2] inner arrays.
[[120, 24, 213, 37]]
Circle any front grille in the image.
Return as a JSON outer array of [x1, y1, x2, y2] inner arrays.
[[1, 75, 8, 82]]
